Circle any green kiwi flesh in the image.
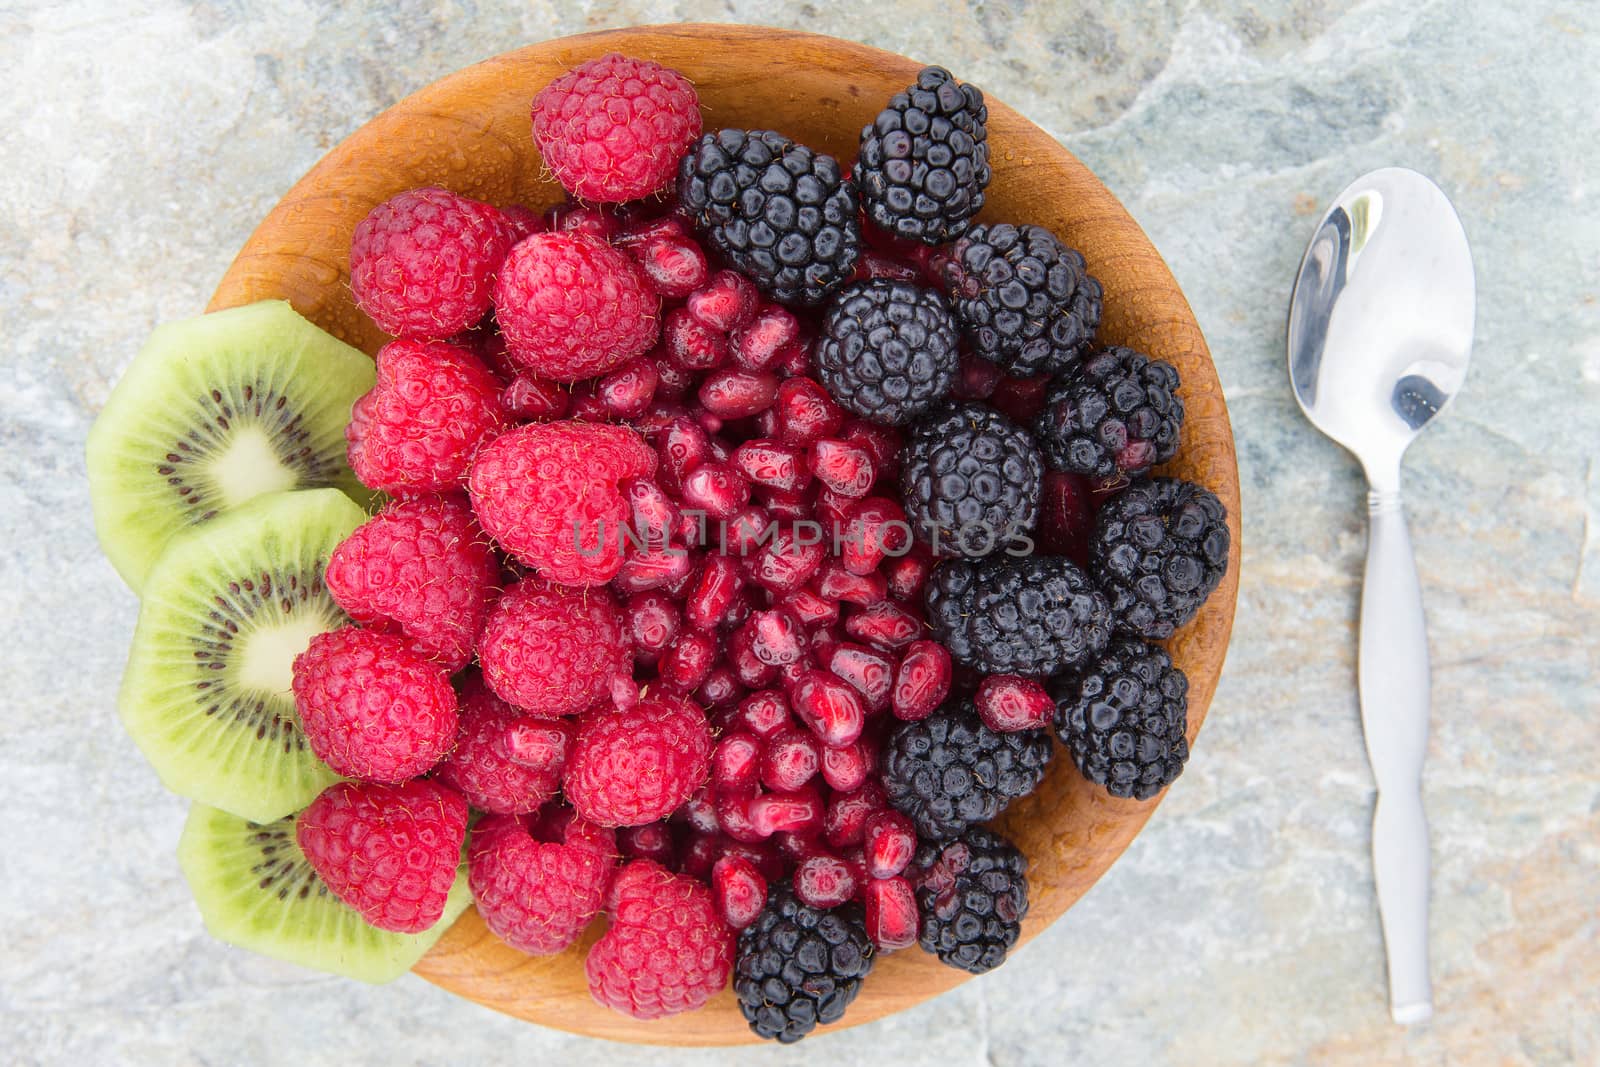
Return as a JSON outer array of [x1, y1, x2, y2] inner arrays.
[[177, 803, 470, 983], [119, 488, 366, 823], [87, 300, 375, 592]]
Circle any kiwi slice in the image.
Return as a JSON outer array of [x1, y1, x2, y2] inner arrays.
[[120, 488, 365, 822], [87, 300, 376, 592], [178, 803, 470, 983]]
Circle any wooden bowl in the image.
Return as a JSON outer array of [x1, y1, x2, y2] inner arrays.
[[209, 23, 1241, 1046]]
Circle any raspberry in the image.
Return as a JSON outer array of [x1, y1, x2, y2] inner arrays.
[[350, 187, 512, 340], [324, 495, 499, 672], [296, 778, 469, 934], [291, 626, 457, 783], [346, 340, 506, 495], [433, 675, 572, 814], [494, 232, 660, 382], [469, 810, 617, 955], [477, 578, 631, 718], [585, 859, 734, 1019], [564, 695, 713, 827], [530, 53, 702, 203], [468, 420, 656, 584]]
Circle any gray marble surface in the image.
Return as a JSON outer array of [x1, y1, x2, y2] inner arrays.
[[3, 1, 1596, 1063]]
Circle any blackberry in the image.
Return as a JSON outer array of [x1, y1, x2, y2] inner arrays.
[[882, 699, 1052, 841], [899, 403, 1042, 558], [925, 555, 1112, 676], [1052, 637, 1190, 800], [1092, 478, 1230, 640], [677, 128, 860, 307], [814, 280, 960, 426], [913, 826, 1028, 974], [857, 66, 991, 246], [1035, 347, 1184, 481], [938, 223, 1103, 378], [733, 883, 875, 1043]]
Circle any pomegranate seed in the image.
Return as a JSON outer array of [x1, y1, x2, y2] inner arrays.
[[679, 461, 751, 520], [840, 847, 871, 902], [844, 600, 922, 651], [976, 674, 1056, 731], [499, 717, 572, 768], [737, 690, 791, 738], [697, 667, 745, 709], [679, 788, 720, 835], [619, 821, 677, 867], [807, 622, 847, 667], [809, 439, 874, 497], [712, 854, 768, 930], [719, 838, 789, 884], [863, 876, 920, 950], [815, 487, 855, 539], [651, 416, 711, 491], [712, 732, 763, 794], [1037, 470, 1097, 565], [863, 811, 917, 879], [664, 306, 729, 370], [730, 305, 800, 371], [566, 382, 609, 421], [716, 790, 765, 843], [782, 586, 839, 628], [952, 351, 1003, 400], [757, 486, 812, 521], [728, 625, 779, 688], [825, 642, 895, 714], [883, 549, 933, 602], [658, 630, 718, 693], [660, 551, 703, 598], [749, 784, 824, 836], [746, 529, 826, 594], [612, 544, 696, 594], [819, 736, 875, 792], [500, 374, 569, 421], [990, 372, 1051, 423], [625, 592, 681, 662], [686, 270, 759, 331], [793, 853, 857, 909], [543, 200, 619, 239], [817, 561, 887, 606], [732, 440, 810, 493], [650, 351, 697, 400], [685, 555, 745, 631], [622, 476, 679, 546], [838, 496, 912, 575], [699, 369, 779, 418], [823, 780, 889, 849], [724, 505, 777, 556], [680, 831, 724, 878], [852, 250, 921, 283], [788, 669, 866, 748], [775, 340, 813, 378], [595, 358, 658, 419], [839, 420, 903, 484], [773, 377, 844, 446], [614, 213, 687, 250], [748, 607, 808, 666], [760, 727, 821, 792], [775, 830, 825, 862], [892, 640, 952, 720]]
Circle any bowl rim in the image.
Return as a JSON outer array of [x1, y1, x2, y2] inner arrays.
[[208, 21, 1241, 1047]]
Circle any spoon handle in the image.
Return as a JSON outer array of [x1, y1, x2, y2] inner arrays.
[[1359, 489, 1433, 1024]]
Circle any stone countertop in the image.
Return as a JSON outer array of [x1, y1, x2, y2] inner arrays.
[[3, 1, 1595, 1064]]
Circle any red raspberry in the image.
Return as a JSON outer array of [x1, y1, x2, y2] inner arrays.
[[346, 339, 506, 495], [477, 578, 631, 718], [468, 420, 656, 585], [469, 810, 617, 955], [324, 495, 499, 672], [585, 859, 733, 1019], [291, 626, 457, 782], [350, 187, 512, 339], [433, 675, 572, 814], [530, 53, 702, 203], [296, 778, 468, 934], [565, 695, 712, 827], [494, 233, 660, 382]]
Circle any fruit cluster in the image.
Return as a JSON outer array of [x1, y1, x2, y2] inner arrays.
[[89, 51, 1230, 1041]]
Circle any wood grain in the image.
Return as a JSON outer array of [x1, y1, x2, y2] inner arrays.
[[208, 24, 1241, 1046]]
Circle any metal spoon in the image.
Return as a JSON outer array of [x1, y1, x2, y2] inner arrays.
[[1287, 167, 1475, 1025]]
